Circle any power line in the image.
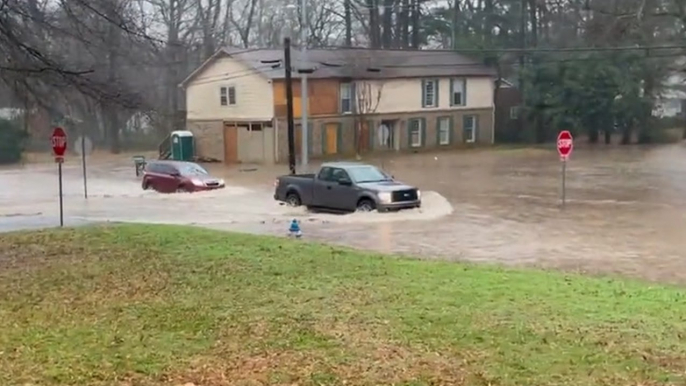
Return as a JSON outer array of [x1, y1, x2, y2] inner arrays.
[[314, 43, 686, 56]]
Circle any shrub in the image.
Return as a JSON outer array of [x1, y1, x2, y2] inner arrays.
[[0, 118, 28, 164]]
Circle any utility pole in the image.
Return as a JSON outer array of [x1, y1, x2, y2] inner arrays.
[[300, 0, 309, 169], [284, 37, 297, 174]]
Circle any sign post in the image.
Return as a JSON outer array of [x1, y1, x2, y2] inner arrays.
[[74, 136, 93, 199], [52, 127, 67, 226], [557, 130, 573, 209]]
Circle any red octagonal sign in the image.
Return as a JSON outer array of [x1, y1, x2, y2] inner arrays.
[[51, 127, 67, 157], [557, 130, 573, 160]]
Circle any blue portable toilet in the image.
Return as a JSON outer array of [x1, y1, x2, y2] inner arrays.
[[170, 130, 195, 161]]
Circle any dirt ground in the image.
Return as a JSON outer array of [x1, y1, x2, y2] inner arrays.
[[4, 144, 686, 284]]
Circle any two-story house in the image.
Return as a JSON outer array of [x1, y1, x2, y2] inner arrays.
[[180, 47, 497, 164]]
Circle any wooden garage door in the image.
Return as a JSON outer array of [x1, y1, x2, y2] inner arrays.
[[223, 124, 238, 163]]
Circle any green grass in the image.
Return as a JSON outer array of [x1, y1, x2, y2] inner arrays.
[[1, 224, 685, 385]]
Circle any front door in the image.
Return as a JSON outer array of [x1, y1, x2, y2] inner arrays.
[[223, 123, 238, 163], [325, 123, 338, 154]]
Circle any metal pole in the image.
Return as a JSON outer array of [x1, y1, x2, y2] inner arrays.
[[561, 159, 566, 209], [81, 137, 88, 199], [300, 0, 309, 169], [284, 37, 297, 175], [58, 161, 64, 226]]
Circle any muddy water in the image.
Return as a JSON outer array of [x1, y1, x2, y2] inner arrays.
[[4, 145, 686, 284]]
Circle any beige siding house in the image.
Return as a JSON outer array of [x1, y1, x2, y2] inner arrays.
[[180, 47, 497, 164]]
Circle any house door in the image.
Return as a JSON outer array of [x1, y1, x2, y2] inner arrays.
[[325, 123, 338, 154], [223, 123, 238, 163], [357, 121, 370, 152]]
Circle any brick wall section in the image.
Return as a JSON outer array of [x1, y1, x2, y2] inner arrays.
[[188, 120, 224, 161], [275, 108, 492, 161]]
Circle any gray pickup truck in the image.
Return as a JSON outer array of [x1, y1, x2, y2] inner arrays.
[[274, 162, 421, 212]]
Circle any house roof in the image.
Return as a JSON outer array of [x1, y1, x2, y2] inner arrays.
[[180, 47, 497, 87]]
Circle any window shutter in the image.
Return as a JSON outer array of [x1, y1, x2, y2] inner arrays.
[[435, 80, 439, 108], [435, 117, 441, 145], [462, 79, 467, 106], [420, 118, 426, 147], [351, 83, 357, 113], [407, 119, 413, 148], [449, 79, 454, 106], [463, 115, 469, 142], [473, 115, 479, 143], [421, 80, 426, 107], [449, 116, 455, 144]]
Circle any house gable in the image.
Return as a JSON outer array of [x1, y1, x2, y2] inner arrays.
[[184, 53, 274, 121]]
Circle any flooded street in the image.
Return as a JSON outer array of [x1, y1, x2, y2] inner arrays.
[[4, 145, 686, 284]]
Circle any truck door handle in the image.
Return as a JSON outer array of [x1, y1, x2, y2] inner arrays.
[[326, 186, 332, 190]]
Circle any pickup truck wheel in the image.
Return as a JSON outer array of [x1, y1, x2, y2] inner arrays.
[[286, 192, 301, 207], [356, 199, 376, 212]]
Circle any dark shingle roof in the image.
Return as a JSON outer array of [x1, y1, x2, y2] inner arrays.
[[181, 47, 496, 86], [228, 47, 496, 80]]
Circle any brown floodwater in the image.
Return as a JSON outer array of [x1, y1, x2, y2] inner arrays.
[[205, 145, 686, 284], [4, 145, 686, 284]]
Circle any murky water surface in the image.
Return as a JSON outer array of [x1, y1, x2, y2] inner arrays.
[[3, 145, 686, 283]]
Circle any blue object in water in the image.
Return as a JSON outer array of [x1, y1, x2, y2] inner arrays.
[[289, 219, 302, 238]]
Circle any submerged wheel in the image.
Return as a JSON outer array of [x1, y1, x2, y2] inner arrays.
[[285, 192, 301, 207], [176, 185, 190, 193], [356, 199, 375, 212]]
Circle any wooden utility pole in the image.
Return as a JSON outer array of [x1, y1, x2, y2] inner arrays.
[[284, 37, 296, 174]]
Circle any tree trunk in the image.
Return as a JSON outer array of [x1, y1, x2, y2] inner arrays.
[[400, 0, 410, 48], [410, 0, 420, 48], [106, 2, 121, 154], [345, 0, 352, 46], [381, 0, 394, 48]]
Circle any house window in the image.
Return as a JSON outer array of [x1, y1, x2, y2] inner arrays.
[[510, 106, 520, 119], [340, 82, 352, 113], [220, 86, 236, 106], [422, 79, 438, 108], [463, 115, 477, 143], [438, 117, 451, 145], [409, 119, 423, 147], [451, 78, 466, 106]]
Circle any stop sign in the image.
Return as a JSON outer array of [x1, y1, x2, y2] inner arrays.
[[557, 130, 573, 160], [51, 127, 67, 157]]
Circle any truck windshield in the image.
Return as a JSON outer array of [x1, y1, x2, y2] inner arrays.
[[179, 164, 209, 176], [347, 166, 391, 183]]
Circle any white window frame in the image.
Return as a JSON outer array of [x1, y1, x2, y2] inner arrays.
[[464, 115, 476, 143], [451, 78, 466, 106], [438, 117, 450, 145], [510, 106, 520, 119], [340, 82, 352, 114], [422, 79, 438, 108], [410, 119, 423, 148], [220, 86, 236, 106]]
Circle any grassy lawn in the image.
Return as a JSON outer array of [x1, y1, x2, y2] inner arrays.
[[1, 225, 685, 385]]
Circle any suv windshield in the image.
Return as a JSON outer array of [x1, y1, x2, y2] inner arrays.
[[347, 166, 391, 183], [179, 163, 208, 176]]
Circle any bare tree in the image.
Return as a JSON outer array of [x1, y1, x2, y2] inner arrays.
[[354, 80, 383, 157]]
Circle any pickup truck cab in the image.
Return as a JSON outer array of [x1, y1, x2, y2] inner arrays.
[[274, 162, 421, 212]]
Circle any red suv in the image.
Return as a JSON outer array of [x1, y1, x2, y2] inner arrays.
[[142, 161, 225, 193]]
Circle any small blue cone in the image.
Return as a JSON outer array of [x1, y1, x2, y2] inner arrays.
[[288, 219, 302, 238]]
